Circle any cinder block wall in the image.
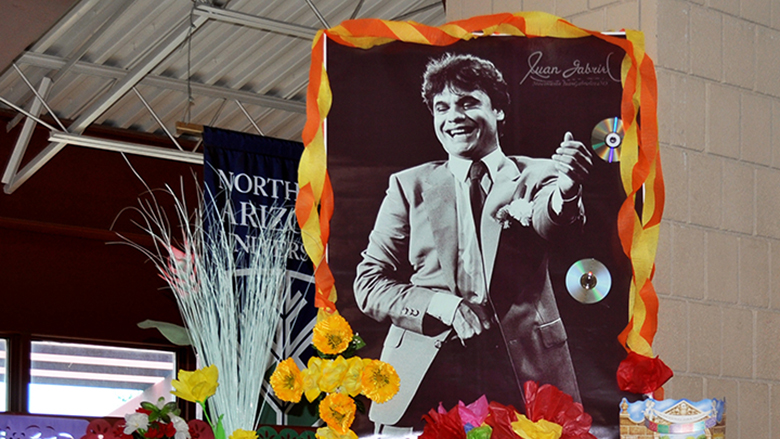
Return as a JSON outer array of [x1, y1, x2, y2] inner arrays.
[[446, 1, 780, 437]]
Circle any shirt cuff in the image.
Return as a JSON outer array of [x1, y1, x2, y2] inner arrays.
[[426, 293, 463, 326]]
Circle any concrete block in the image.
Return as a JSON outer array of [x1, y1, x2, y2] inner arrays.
[[671, 223, 706, 299], [555, 0, 589, 18], [739, 382, 770, 438], [741, 0, 771, 27], [739, 236, 769, 308], [690, 6, 722, 80], [654, 296, 689, 371], [656, 0, 689, 71], [523, 0, 556, 15], [721, 306, 754, 377], [756, 168, 780, 239], [659, 145, 688, 222], [705, 377, 738, 411], [688, 152, 722, 228], [688, 301, 722, 375], [721, 159, 754, 234], [606, 1, 639, 31], [707, 0, 739, 16], [706, 231, 739, 303], [492, 0, 522, 14], [773, 101, 780, 169], [722, 15, 755, 89], [654, 219, 673, 296], [656, 69, 673, 146], [705, 83, 741, 159], [756, 26, 780, 97], [665, 374, 704, 400], [740, 92, 772, 165], [588, 0, 618, 8], [570, 9, 605, 31], [756, 310, 780, 380], [771, 239, 780, 310], [670, 74, 706, 151]]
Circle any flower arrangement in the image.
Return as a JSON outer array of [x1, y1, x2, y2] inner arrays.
[[117, 182, 294, 435], [270, 312, 400, 439], [420, 382, 596, 439], [122, 365, 267, 439]]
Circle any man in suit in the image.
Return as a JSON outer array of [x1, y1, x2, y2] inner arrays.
[[353, 53, 593, 433]]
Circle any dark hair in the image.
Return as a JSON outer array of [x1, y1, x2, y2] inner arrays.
[[421, 53, 510, 113]]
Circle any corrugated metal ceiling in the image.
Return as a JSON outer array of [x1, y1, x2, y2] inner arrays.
[[0, 0, 446, 192]]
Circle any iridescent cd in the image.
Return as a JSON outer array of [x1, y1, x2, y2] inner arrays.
[[591, 117, 624, 163], [565, 258, 612, 304]]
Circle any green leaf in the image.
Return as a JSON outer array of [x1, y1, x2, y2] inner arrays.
[[214, 415, 227, 439], [141, 401, 158, 412], [351, 334, 366, 351], [137, 320, 192, 346]]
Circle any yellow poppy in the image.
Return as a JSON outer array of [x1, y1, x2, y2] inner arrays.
[[318, 356, 349, 394], [270, 358, 304, 403], [171, 364, 219, 404], [510, 414, 562, 439], [315, 427, 357, 439], [302, 356, 323, 402], [312, 314, 354, 355], [318, 393, 356, 435], [360, 359, 400, 403], [339, 357, 364, 397], [229, 430, 258, 439]]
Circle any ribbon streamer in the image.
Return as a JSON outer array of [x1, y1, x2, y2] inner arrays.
[[296, 11, 663, 370]]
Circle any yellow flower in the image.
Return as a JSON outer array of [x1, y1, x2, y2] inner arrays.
[[511, 414, 562, 439], [171, 365, 219, 404], [319, 393, 356, 435], [312, 313, 354, 355], [270, 358, 304, 403], [318, 356, 349, 393], [360, 359, 400, 403], [229, 430, 258, 439], [302, 357, 323, 402], [315, 427, 357, 439], [339, 357, 364, 397]]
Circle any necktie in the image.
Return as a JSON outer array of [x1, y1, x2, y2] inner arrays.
[[469, 160, 488, 242]]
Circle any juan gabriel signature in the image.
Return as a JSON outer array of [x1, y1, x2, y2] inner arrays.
[[520, 51, 621, 85]]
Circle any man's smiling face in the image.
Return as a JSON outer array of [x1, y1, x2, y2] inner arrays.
[[432, 85, 505, 161]]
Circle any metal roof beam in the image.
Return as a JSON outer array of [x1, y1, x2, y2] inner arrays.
[[193, 4, 319, 39], [2, 77, 53, 184], [49, 132, 203, 164], [17, 52, 306, 114], [4, 15, 208, 194]]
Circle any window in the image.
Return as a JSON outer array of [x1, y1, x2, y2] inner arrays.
[[28, 341, 177, 417], [0, 339, 6, 412]]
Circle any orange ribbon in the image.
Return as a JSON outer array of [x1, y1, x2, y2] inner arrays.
[[297, 12, 663, 357]]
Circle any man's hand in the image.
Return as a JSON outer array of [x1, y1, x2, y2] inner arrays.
[[452, 301, 492, 344], [552, 131, 593, 199]]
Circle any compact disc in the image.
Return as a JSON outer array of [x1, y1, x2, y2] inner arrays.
[[565, 258, 612, 304], [591, 117, 624, 163]]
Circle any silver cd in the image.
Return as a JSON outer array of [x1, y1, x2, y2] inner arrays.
[[565, 258, 612, 304]]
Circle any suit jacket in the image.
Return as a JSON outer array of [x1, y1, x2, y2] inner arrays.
[[354, 153, 582, 425]]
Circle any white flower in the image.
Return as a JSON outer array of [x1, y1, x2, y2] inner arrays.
[[495, 198, 534, 229], [124, 412, 149, 435], [169, 414, 191, 439]]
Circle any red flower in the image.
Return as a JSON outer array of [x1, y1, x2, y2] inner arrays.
[[137, 408, 153, 415], [484, 401, 521, 439], [419, 403, 467, 439], [188, 420, 214, 439], [616, 352, 673, 395], [523, 382, 595, 439]]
